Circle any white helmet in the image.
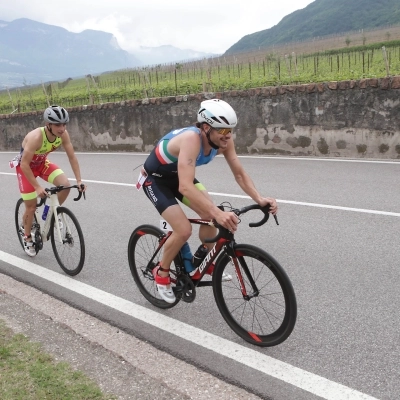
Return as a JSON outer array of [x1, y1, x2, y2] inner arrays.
[[197, 99, 237, 128], [44, 105, 69, 123]]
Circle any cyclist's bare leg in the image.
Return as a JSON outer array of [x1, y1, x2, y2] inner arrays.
[[159, 204, 192, 278], [187, 189, 217, 251], [199, 225, 217, 252], [52, 173, 70, 205], [22, 198, 37, 239]]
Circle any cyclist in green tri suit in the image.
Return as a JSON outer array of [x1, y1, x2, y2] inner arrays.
[[11, 105, 86, 257]]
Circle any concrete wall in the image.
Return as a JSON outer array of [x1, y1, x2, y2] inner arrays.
[[1, 76, 400, 159]]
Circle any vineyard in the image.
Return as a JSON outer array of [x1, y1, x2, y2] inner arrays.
[[1, 38, 400, 115]]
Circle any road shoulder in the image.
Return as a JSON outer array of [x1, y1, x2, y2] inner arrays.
[[0, 272, 261, 400]]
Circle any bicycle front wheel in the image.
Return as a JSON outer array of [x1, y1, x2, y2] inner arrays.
[[128, 224, 180, 309], [50, 207, 85, 276], [213, 244, 297, 347]]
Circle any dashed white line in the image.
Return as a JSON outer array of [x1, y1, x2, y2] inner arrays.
[[1, 172, 399, 217]]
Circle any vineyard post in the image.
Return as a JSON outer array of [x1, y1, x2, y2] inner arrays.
[[91, 75, 103, 104], [17, 88, 22, 112], [314, 56, 317, 76], [292, 52, 298, 75], [362, 52, 365, 74], [41, 82, 51, 107], [6, 87, 17, 113], [382, 46, 390, 76], [284, 55, 292, 81], [278, 57, 281, 80], [85, 76, 93, 105], [174, 68, 177, 95]]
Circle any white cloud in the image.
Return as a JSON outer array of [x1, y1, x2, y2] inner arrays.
[[0, 0, 315, 54]]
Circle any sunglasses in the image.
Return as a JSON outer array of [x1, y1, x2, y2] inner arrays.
[[215, 128, 232, 135]]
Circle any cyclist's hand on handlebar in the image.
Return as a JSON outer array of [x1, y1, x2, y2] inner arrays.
[[215, 210, 239, 233], [77, 181, 87, 192], [35, 185, 48, 199], [259, 197, 278, 215]]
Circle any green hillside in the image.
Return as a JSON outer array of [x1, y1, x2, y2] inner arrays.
[[225, 0, 400, 54]]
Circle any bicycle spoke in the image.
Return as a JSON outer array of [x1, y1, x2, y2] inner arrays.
[[128, 225, 179, 309], [51, 207, 85, 276], [213, 245, 296, 347]]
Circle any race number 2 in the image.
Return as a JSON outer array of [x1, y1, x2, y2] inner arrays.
[[160, 220, 172, 231]]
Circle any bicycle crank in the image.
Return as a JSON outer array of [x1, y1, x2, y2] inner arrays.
[[34, 229, 43, 251], [175, 275, 196, 303]]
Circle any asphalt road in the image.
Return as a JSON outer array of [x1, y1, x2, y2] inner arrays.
[[1, 151, 399, 400]]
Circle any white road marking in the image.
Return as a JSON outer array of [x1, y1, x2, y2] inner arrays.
[[0, 250, 378, 400], [2, 172, 399, 217], [2, 151, 400, 164]]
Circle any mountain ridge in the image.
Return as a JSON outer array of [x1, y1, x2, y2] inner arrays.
[[225, 0, 400, 54], [0, 18, 215, 88]]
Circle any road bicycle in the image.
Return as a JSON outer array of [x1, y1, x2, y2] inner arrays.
[[15, 185, 86, 276], [128, 202, 297, 347]]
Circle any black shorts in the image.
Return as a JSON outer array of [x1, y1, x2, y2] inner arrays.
[[142, 175, 205, 215]]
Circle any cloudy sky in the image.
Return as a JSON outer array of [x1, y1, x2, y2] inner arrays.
[[1, 0, 315, 54]]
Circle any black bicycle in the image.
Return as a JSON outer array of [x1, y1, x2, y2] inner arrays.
[[15, 185, 86, 276], [128, 203, 297, 347]]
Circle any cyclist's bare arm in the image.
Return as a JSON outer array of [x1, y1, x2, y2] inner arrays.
[[62, 131, 86, 191], [223, 140, 278, 214]]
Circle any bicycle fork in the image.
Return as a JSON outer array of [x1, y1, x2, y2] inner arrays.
[[228, 245, 260, 300]]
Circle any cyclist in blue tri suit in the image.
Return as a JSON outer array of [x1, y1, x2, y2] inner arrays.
[[138, 99, 278, 303]]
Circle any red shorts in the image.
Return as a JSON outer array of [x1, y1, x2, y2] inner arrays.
[[16, 159, 64, 200]]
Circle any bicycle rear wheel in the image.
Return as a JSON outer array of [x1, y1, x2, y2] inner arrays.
[[128, 224, 180, 309], [15, 198, 40, 254], [15, 198, 26, 250], [213, 244, 297, 347], [50, 207, 85, 276]]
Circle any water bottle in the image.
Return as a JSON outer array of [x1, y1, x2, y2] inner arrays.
[[192, 244, 208, 268], [42, 204, 50, 221], [180, 242, 195, 273]]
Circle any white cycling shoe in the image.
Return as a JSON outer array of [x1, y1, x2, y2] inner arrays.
[[152, 265, 176, 304], [23, 235, 36, 257]]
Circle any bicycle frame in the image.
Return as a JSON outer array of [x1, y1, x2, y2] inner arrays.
[[35, 193, 63, 243], [157, 204, 278, 293], [34, 185, 85, 246], [155, 218, 233, 287]]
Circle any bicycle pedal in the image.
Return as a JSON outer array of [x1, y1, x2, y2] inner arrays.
[[142, 268, 154, 280]]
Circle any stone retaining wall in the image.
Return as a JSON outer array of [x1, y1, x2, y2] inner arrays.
[[1, 76, 400, 158]]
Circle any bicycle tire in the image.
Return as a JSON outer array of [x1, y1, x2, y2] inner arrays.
[[50, 207, 85, 276], [15, 198, 40, 254], [15, 198, 25, 250], [128, 224, 180, 309], [213, 244, 297, 347]]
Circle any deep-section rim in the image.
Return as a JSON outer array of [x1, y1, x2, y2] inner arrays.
[[212, 244, 297, 347], [128, 224, 180, 309]]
